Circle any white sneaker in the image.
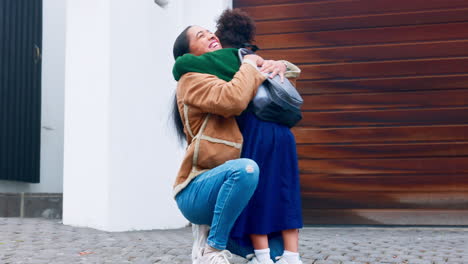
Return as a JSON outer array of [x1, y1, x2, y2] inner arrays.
[[192, 224, 210, 263], [197, 248, 233, 264], [275, 256, 303, 264], [246, 255, 274, 264]]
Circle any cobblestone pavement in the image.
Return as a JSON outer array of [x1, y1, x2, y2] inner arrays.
[[0, 218, 467, 264]]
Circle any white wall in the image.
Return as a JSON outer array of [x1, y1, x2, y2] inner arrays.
[[107, 0, 188, 231], [0, 0, 66, 193], [183, 0, 233, 31], [63, 0, 232, 231], [63, 0, 112, 230]]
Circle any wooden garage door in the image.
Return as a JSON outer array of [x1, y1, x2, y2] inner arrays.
[[234, 0, 468, 225]]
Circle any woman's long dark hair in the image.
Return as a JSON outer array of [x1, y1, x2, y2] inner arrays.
[[172, 10, 256, 143], [172, 26, 192, 144]]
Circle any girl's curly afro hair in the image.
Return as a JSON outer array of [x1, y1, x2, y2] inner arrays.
[[215, 8, 256, 48]]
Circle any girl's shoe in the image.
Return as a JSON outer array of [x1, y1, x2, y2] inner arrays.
[[275, 256, 303, 264], [246, 254, 274, 264]]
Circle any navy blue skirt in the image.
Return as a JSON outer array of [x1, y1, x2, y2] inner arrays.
[[230, 112, 303, 246]]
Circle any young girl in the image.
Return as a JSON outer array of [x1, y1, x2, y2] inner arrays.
[[215, 9, 303, 264]]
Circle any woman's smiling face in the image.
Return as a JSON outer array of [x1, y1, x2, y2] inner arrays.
[[188, 25, 222, 56]]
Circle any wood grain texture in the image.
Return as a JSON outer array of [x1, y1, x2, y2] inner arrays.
[[236, 0, 468, 225], [302, 209, 468, 225], [259, 40, 468, 64], [297, 142, 468, 159], [301, 192, 468, 209], [241, 0, 468, 20], [301, 90, 468, 110], [292, 125, 468, 144], [256, 8, 468, 35], [256, 22, 468, 49], [300, 108, 468, 127], [300, 173, 468, 192], [298, 157, 468, 174], [298, 58, 468, 80], [297, 75, 468, 95], [235, 0, 311, 7]]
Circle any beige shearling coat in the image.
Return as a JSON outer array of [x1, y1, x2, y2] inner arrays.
[[173, 63, 266, 196]]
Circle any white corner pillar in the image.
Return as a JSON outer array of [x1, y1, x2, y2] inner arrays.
[[64, 0, 232, 231], [63, 0, 112, 230], [63, 0, 217, 231]]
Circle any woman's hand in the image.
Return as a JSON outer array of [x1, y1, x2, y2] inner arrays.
[[244, 54, 264, 67], [260, 60, 287, 83]]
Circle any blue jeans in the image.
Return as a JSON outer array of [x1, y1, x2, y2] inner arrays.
[[176, 158, 260, 250]]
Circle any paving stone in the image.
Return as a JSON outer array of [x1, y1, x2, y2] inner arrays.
[[326, 254, 353, 262], [403, 258, 433, 264], [1, 218, 468, 263], [314, 260, 341, 264]]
